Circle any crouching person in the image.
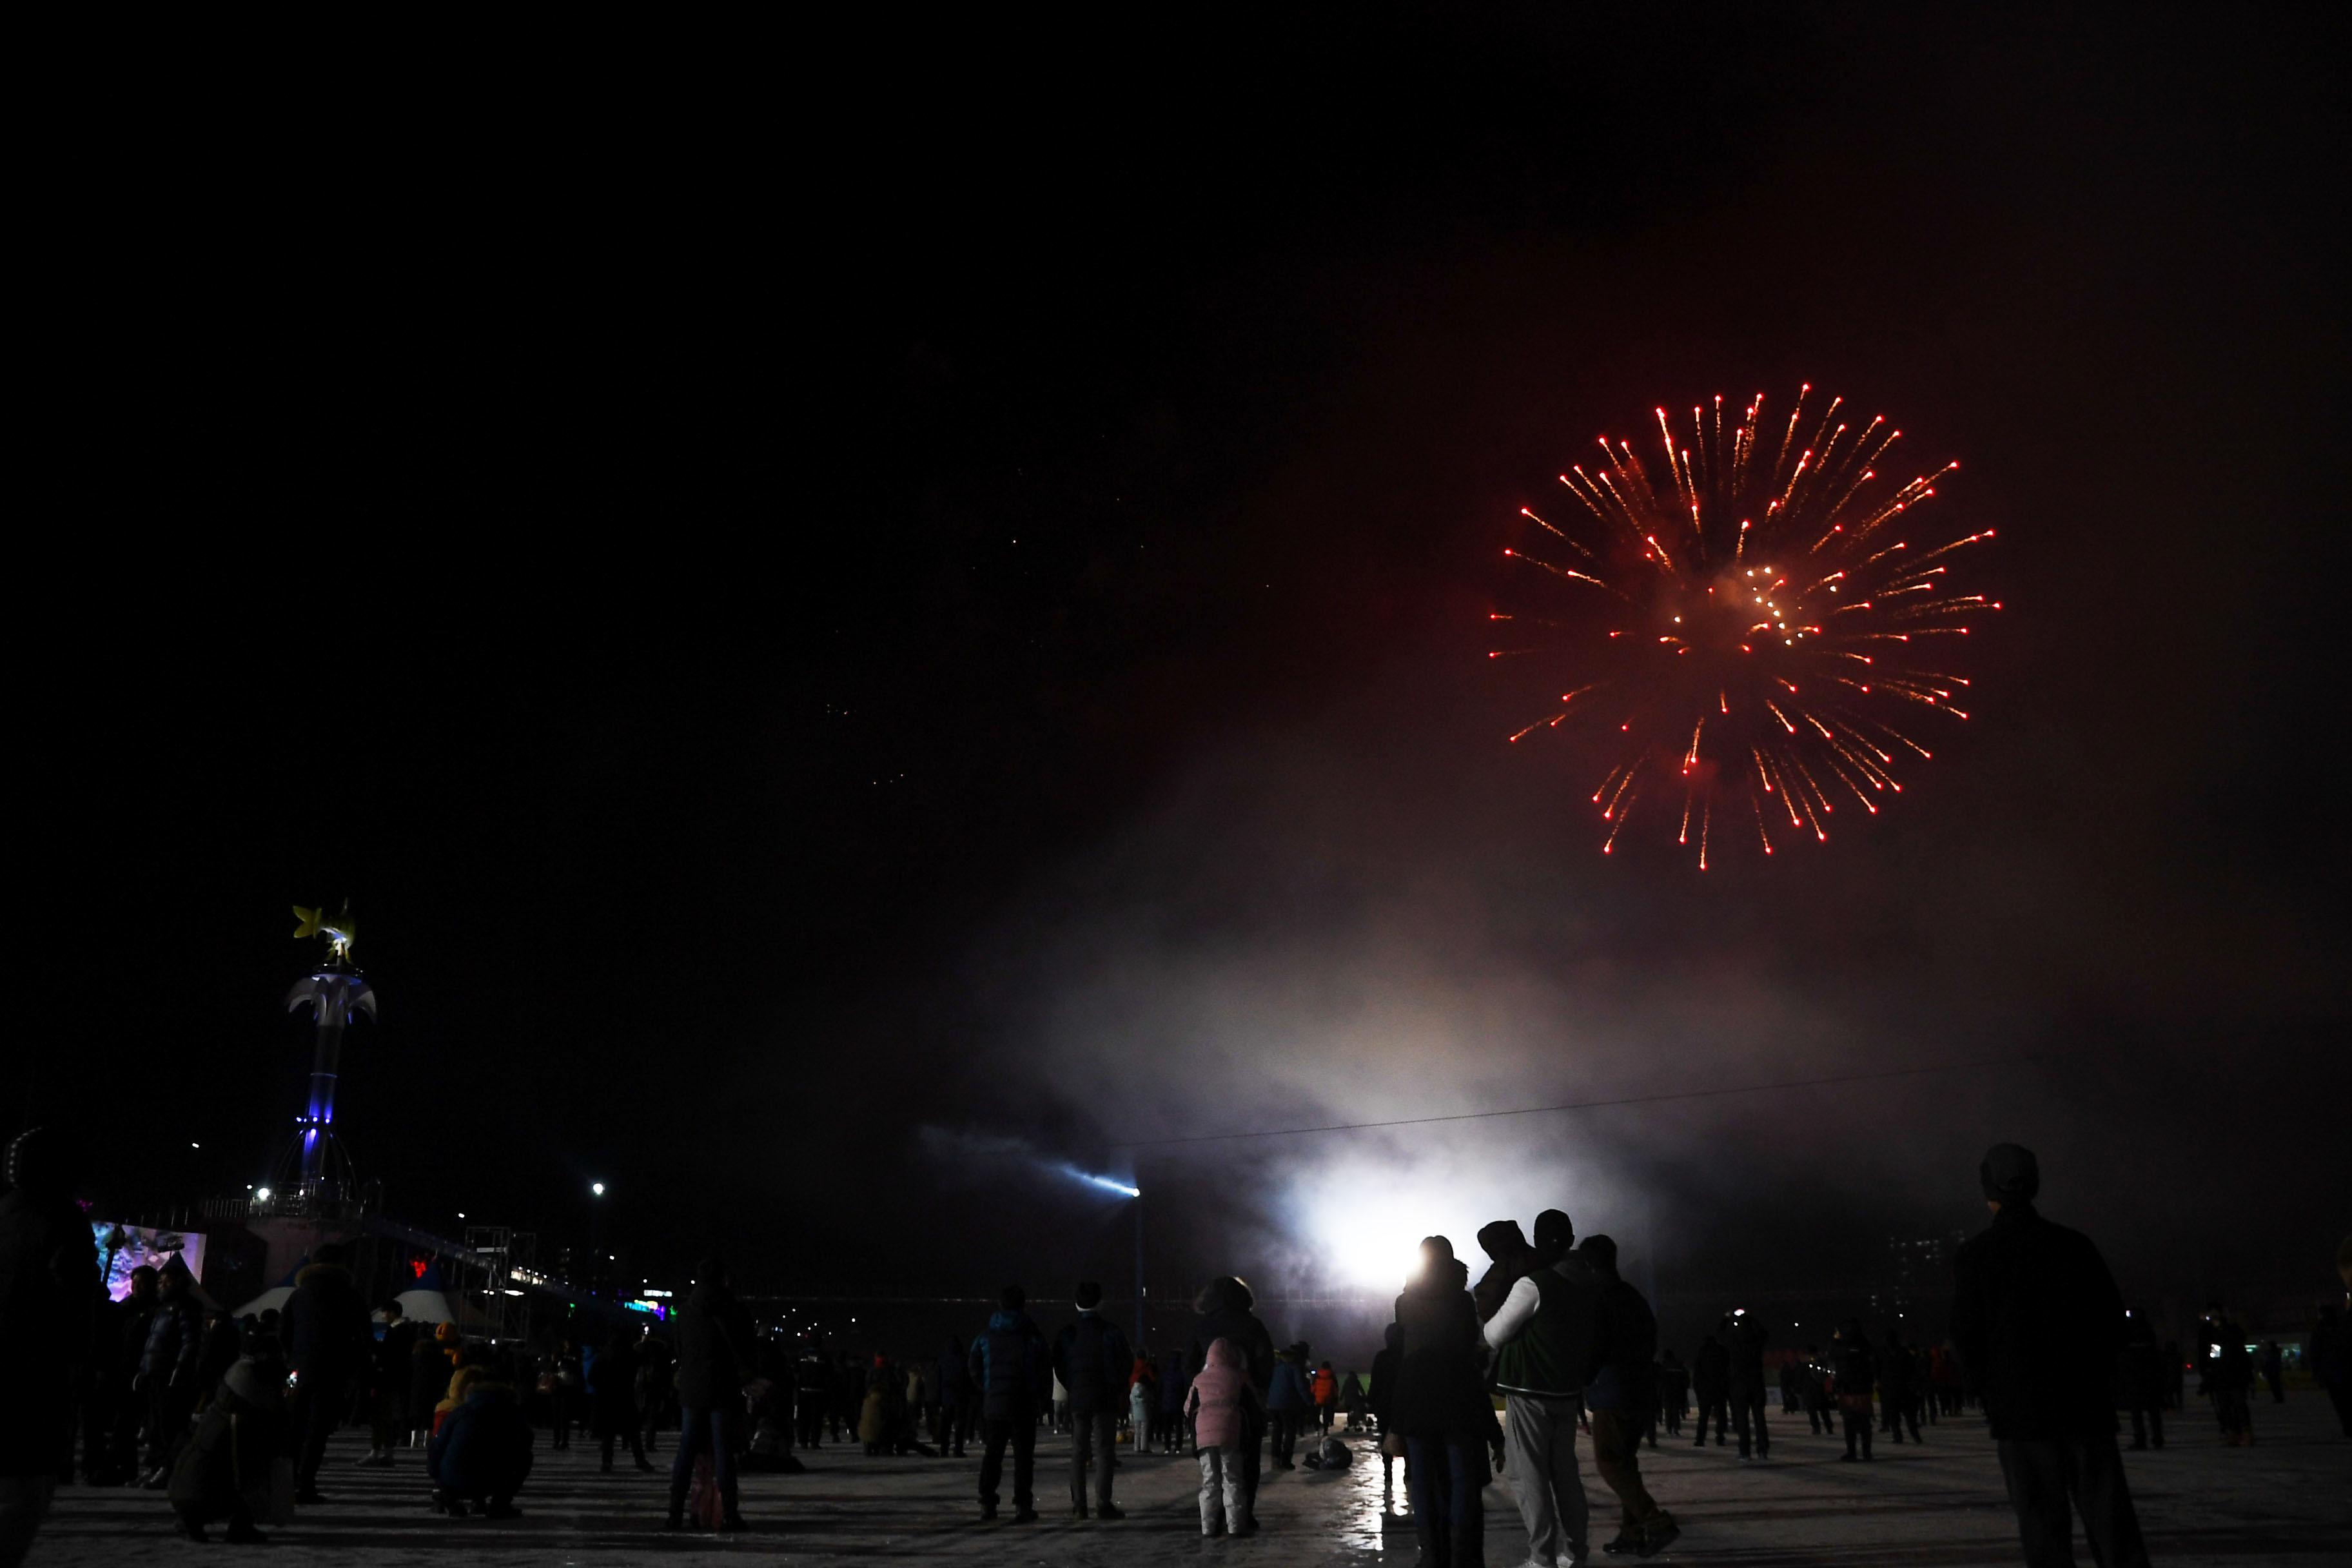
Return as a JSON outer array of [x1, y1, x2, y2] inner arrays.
[[168, 1357, 290, 1544], [1185, 1338, 1263, 1538], [427, 1366, 534, 1518]]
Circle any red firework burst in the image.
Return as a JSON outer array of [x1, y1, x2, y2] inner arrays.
[[1493, 385, 1997, 867]]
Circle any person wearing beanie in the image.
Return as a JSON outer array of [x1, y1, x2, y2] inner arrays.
[[0, 1128, 98, 1568], [1050, 1280, 1131, 1519], [1951, 1142, 2150, 1568], [1482, 1208, 1598, 1568]]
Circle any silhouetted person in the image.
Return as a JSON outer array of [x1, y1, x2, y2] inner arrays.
[[1052, 1281, 1130, 1519], [1725, 1311, 1770, 1459], [1484, 1208, 1594, 1568], [138, 1264, 203, 1485], [0, 1128, 96, 1568], [936, 1337, 975, 1457], [1578, 1236, 1678, 1558], [1394, 1237, 1488, 1568], [1881, 1330, 1922, 1442], [2199, 1302, 2255, 1446], [2322, 1236, 2352, 1437], [590, 1326, 649, 1472], [665, 1255, 754, 1532], [280, 1240, 371, 1504], [1690, 1333, 1729, 1446], [2119, 1311, 2165, 1451], [1952, 1142, 2150, 1568], [972, 1284, 1048, 1523], [2259, 1340, 2284, 1404], [1367, 1321, 1404, 1493], [1832, 1322, 1874, 1460], [1656, 1349, 1688, 1437], [168, 1357, 286, 1543], [1801, 1345, 1836, 1435]]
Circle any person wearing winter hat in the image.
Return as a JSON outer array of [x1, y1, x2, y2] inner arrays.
[[0, 1127, 97, 1568], [1484, 1210, 1598, 1568], [1952, 1143, 2150, 1568]]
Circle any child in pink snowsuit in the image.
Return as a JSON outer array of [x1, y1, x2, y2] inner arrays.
[[1184, 1337, 1264, 1536]]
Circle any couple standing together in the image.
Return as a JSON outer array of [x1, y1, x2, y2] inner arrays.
[[1393, 1209, 1676, 1567]]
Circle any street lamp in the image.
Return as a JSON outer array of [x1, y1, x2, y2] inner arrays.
[[587, 1181, 608, 1291]]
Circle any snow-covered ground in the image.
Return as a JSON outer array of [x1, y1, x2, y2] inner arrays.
[[31, 1396, 2352, 1565]]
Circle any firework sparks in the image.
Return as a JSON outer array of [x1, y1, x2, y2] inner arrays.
[[1493, 386, 1996, 866]]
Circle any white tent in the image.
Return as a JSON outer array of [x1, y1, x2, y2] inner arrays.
[[392, 1284, 457, 1324], [235, 1284, 293, 1318], [392, 1261, 458, 1324]]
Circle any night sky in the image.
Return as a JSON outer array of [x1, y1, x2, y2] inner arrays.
[[39, 10, 2347, 1348]]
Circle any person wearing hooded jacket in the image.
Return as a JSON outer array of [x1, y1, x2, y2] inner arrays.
[[1483, 1208, 1594, 1568], [1190, 1277, 1274, 1522], [666, 1255, 755, 1532], [1052, 1280, 1132, 1519], [279, 1242, 372, 1504], [0, 1127, 97, 1568], [168, 1355, 288, 1543], [970, 1284, 1049, 1522], [1690, 1334, 1730, 1447], [1396, 1237, 1490, 1568], [1952, 1142, 2149, 1568], [1185, 1337, 1264, 1537]]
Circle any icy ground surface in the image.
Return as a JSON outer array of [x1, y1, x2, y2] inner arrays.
[[31, 1396, 2352, 1565]]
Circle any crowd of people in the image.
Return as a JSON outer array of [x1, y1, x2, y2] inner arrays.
[[5, 1126, 2349, 1567]]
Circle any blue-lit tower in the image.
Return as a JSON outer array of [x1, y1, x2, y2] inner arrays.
[[272, 902, 375, 1212]]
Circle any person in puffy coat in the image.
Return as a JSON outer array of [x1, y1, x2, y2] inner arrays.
[[1184, 1338, 1264, 1537], [1189, 1277, 1274, 1521], [427, 1371, 533, 1517], [1266, 1344, 1312, 1470], [168, 1357, 288, 1544], [968, 1284, 1049, 1522]]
